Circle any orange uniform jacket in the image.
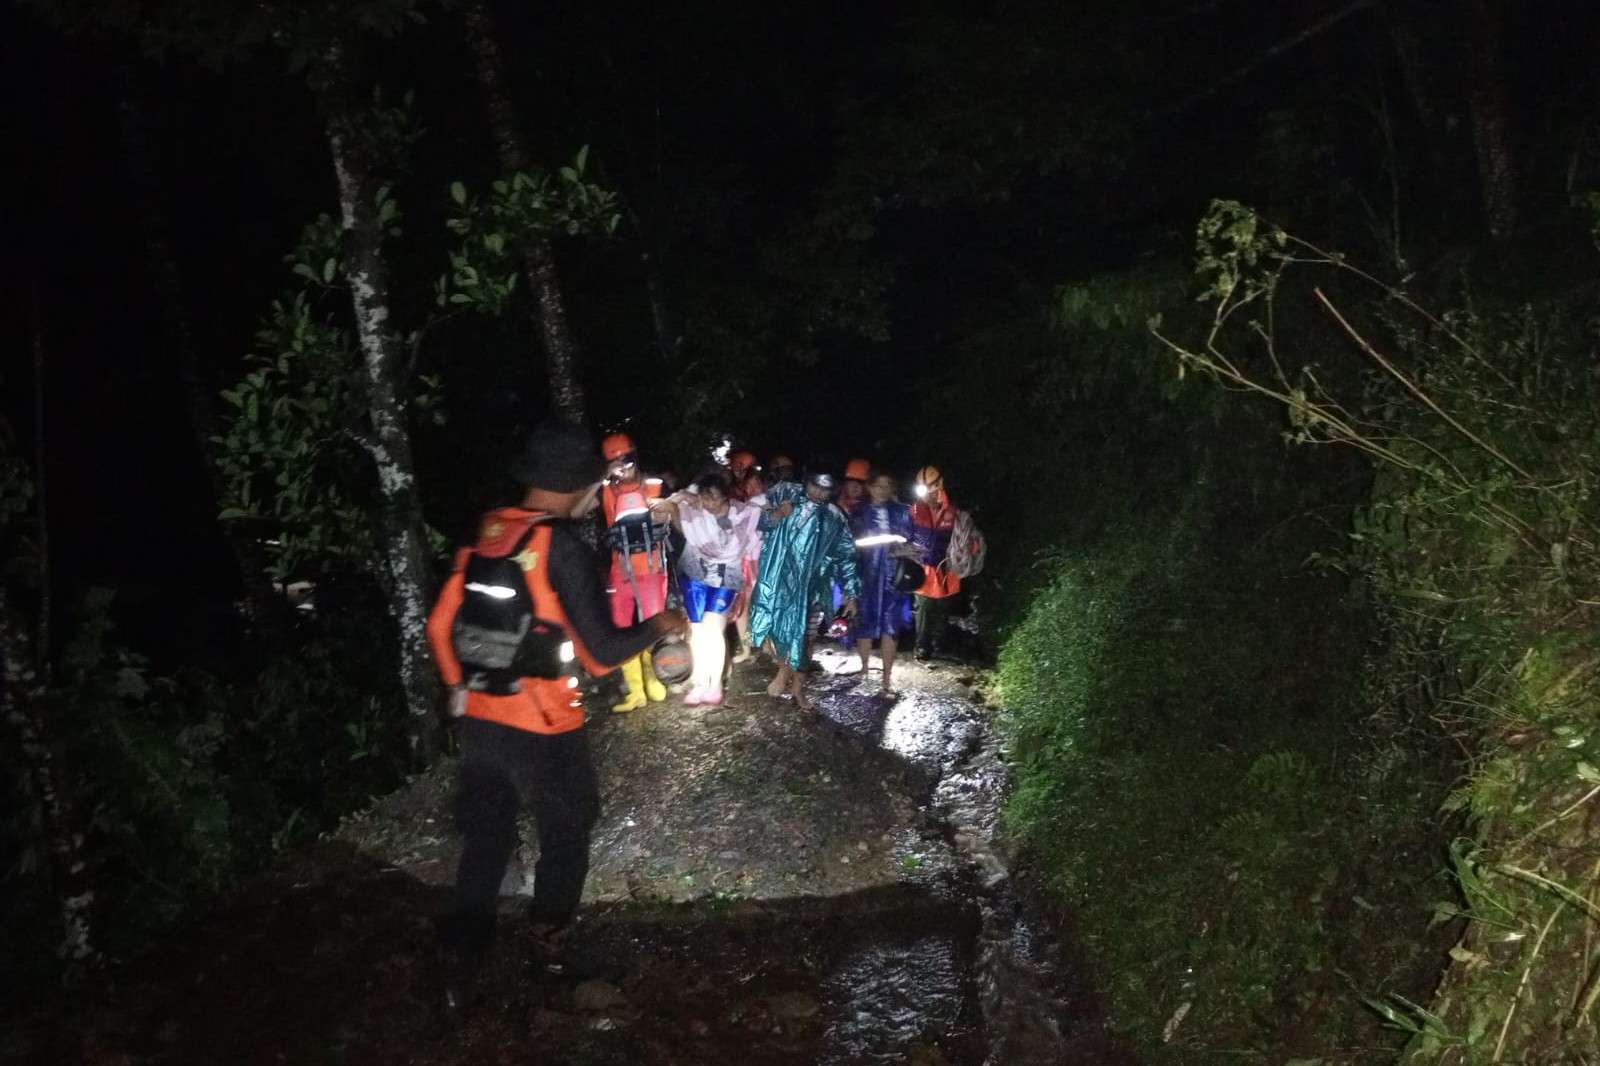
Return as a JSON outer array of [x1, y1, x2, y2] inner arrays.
[[427, 508, 659, 734], [602, 477, 666, 576]]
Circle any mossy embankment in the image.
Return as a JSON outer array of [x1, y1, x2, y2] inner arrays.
[[987, 495, 1455, 1061]]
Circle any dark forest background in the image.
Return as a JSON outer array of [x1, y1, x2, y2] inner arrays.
[[6, 0, 1600, 1060]]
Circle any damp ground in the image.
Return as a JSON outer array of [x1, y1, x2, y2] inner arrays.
[[24, 648, 1137, 1065]]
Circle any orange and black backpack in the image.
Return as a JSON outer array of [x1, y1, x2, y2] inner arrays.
[[452, 518, 570, 695]]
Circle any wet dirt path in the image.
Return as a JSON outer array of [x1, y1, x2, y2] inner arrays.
[[43, 650, 1135, 1065]]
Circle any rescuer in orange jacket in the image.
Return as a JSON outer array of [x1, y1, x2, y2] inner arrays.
[[910, 464, 961, 662], [427, 423, 687, 1013], [599, 432, 673, 711]]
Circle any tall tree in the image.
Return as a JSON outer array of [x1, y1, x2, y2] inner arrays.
[[460, 0, 589, 424], [30, 0, 442, 757], [313, 48, 439, 758], [1463, 0, 1520, 238], [0, 384, 94, 971]]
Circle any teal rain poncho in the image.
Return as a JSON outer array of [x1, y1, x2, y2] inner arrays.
[[748, 482, 862, 669]]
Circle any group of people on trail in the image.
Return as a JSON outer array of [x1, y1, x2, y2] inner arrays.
[[607, 437, 974, 708], [422, 422, 982, 1013]]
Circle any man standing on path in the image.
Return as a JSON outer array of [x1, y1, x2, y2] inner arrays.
[[749, 469, 861, 709], [599, 432, 673, 712], [910, 464, 961, 663], [426, 423, 687, 1013]]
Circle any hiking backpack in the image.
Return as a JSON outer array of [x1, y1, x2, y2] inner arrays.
[[451, 519, 568, 694], [946, 509, 987, 579]]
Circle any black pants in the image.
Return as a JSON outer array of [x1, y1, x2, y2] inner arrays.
[[914, 594, 950, 654], [440, 718, 600, 954]]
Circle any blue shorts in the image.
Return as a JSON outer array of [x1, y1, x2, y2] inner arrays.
[[683, 579, 738, 622]]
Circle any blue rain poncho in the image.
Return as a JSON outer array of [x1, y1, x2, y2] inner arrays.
[[849, 499, 914, 641], [748, 482, 861, 668]]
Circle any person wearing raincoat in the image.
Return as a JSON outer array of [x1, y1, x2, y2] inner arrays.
[[748, 470, 860, 709], [850, 471, 917, 695]]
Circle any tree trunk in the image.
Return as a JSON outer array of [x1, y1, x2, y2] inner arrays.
[[1463, 0, 1519, 239], [633, 208, 681, 363], [29, 297, 51, 669], [319, 53, 439, 762], [114, 66, 294, 642], [460, 0, 588, 425], [1385, 1, 1452, 203], [0, 584, 95, 975]]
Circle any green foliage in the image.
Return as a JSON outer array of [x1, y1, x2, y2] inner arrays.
[[1166, 202, 1600, 1062], [996, 501, 1443, 1058], [2, 590, 411, 972], [214, 90, 446, 584], [213, 281, 373, 583], [439, 147, 621, 315], [0, 418, 39, 588], [0, 421, 33, 532], [1193, 198, 1288, 304]]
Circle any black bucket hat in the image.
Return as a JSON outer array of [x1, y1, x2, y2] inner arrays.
[[511, 423, 607, 491]]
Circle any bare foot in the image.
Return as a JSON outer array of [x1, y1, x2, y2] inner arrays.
[[767, 674, 786, 697], [793, 689, 813, 711]]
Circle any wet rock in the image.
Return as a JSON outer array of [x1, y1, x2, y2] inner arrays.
[[573, 979, 627, 1012], [767, 991, 822, 1019]]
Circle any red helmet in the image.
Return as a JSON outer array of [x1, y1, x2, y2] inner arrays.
[[730, 450, 757, 475], [601, 433, 637, 461], [844, 458, 871, 482]]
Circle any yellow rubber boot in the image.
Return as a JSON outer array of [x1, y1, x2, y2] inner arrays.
[[641, 650, 668, 702], [611, 655, 648, 713]]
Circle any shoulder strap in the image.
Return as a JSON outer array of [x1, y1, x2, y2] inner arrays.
[[508, 515, 547, 556], [471, 513, 548, 560]]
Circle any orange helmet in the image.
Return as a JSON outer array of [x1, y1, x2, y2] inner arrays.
[[844, 458, 871, 482], [601, 432, 637, 461], [730, 450, 757, 475]]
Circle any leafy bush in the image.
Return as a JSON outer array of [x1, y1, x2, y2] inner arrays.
[[1, 591, 411, 985], [996, 495, 1446, 1057], [1161, 199, 1600, 1062]]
